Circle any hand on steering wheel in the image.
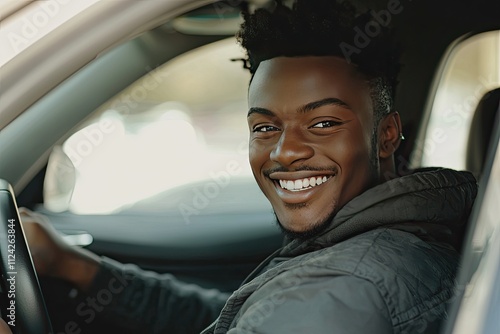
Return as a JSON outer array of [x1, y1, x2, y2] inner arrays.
[[0, 180, 53, 334]]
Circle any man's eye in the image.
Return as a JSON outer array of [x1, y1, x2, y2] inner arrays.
[[253, 125, 279, 133], [311, 121, 342, 128]]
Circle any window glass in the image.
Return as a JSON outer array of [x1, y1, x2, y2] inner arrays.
[[419, 31, 500, 169], [44, 38, 254, 214]]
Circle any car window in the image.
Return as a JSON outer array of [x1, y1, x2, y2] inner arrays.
[[43, 37, 254, 214], [416, 30, 500, 169]]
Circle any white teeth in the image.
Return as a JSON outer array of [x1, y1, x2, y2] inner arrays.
[[303, 178, 310, 187], [310, 178, 316, 186], [278, 176, 331, 191]]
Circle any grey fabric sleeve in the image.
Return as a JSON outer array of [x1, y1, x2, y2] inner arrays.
[[84, 256, 230, 334], [227, 275, 393, 334]]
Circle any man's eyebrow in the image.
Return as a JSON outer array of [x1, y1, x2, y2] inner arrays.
[[247, 98, 350, 118], [298, 98, 351, 113], [247, 107, 275, 118]]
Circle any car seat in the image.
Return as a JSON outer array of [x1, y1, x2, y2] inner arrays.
[[466, 88, 500, 177]]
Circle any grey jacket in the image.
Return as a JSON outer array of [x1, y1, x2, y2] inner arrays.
[[87, 168, 477, 333]]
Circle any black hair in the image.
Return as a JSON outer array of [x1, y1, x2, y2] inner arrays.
[[236, 0, 401, 128]]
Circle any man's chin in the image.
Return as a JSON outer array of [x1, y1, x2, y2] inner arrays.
[[275, 211, 337, 241]]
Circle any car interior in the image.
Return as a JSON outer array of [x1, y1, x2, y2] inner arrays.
[[0, 0, 499, 333]]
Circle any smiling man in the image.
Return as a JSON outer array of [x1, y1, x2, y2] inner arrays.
[[16, 1, 478, 334], [247, 56, 393, 239]]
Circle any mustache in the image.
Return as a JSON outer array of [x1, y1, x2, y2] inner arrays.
[[263, 165, 337, 178]]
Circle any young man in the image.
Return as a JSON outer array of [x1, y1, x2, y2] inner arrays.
[[18, 1, 477, 333]]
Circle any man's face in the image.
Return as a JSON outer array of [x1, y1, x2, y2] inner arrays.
[[248, 56, 380, 237]]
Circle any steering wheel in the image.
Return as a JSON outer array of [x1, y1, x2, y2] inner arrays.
[[0, 179, 53, 333]]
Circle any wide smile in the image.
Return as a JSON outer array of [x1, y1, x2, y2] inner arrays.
[[268, 171, 336, 204], [278, 175, 331, 192]]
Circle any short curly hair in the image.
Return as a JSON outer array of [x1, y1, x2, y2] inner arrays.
[[237, 0, 401, 129]]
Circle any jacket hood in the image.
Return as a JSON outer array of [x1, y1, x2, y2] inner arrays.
[[280, 168, 478, 257]]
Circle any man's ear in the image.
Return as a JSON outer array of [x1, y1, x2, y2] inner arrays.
[[378, 112, 403, 159]]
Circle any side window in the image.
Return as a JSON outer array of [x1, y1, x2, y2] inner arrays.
[[44, 38, 254, 214], [417, 31, 500, 170]]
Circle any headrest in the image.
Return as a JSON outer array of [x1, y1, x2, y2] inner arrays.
[[466, 88, 500, 175]]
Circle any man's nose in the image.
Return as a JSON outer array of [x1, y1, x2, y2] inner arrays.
[[270, 128, 314, 167]]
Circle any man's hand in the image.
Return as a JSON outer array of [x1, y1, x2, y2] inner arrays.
[[19, 208, 69, 277], [19, 208, 101, 291], [0, 319, 12, 334]]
